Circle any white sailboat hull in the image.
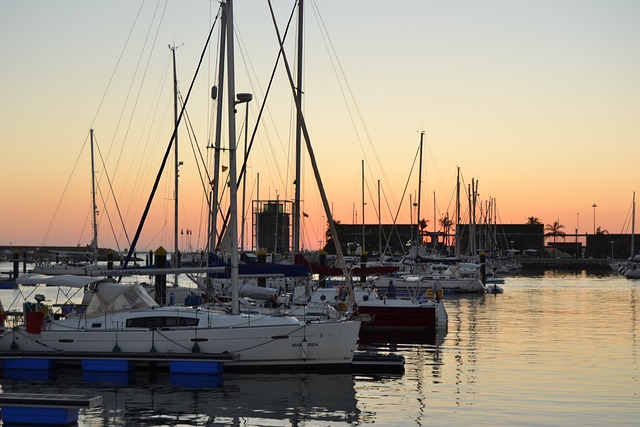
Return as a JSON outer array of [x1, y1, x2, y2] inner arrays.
[[0, 306, 360, 367]]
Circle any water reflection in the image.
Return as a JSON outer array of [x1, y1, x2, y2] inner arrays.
[[0, 368, 361, 426]]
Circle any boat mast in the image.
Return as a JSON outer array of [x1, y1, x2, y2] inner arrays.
[[267, 2, 355, 308], [226, 0, 240, 314], [90, 129, 98, 265], [378, 179, 382, 258], [293, 0, 304, 257], [209, 4, 227, 257], [361, 160, 365, 251], [170, 43, 180, 285], [417, 131, 424, 251], [632, 191, 636, 258], [455, 166, 460, 256]]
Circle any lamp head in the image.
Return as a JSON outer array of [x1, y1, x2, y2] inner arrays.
[[236, 93, 253, 103]]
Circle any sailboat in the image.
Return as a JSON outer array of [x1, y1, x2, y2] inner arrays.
[[1, 0, 361, 370], [31, 129, 104, 276], [620, 192, 640, 279]]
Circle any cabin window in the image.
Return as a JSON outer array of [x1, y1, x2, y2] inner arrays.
[[126, 317, 199, 328]]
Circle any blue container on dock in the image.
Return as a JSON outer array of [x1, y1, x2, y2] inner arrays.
[[1, 406, 79, 425], [82, 359, 135, 372], [4, 359, 56, 370], [169, 360, 223, 375]]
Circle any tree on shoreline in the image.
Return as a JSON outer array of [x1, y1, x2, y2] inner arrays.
[[545, 220, 566, 257], [527, 216, 542, 225]]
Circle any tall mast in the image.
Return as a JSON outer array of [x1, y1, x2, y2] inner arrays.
[[90, 129, 98, 264], [293, 0, 304, 256], [417, 131, 424, 249], [268, 3, 355, 309], [455, 166, 460, 256], [378, 179, 382, 258], [209, 4, 227, 257], [226, 0, 240, 315], [632, 191, 636, 257], [361, 160, 365, 251], [170, 43, 180, 285]]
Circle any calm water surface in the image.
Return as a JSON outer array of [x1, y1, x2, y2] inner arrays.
[[0, 268, 638, 426]]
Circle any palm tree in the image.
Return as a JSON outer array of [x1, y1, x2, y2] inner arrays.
[[545, 220, 566, 258], [527, 216, 542, 225], [418, 218, 428, 245], [439, 213, 454, 248]]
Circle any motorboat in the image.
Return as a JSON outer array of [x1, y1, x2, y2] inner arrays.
[[299, 284, 448, 331]]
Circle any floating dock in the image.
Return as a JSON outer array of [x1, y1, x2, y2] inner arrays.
[[0, 393, 102, 425]]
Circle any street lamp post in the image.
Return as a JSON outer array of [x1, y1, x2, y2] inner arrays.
[[236, 92, 253, 252], [592, 203, 597, 234]]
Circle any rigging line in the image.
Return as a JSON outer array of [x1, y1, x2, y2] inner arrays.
[[178, 99, 213, 251], [215, 7, 296, 252], [380, 185, 407, 256], [95, 134, 132, 250], [121, 55, 172, 234], [206, 3, 222, 150], [235, 17, 291, 197], [178, 92, 212, 206], [122, 7, 222, 270], [96, 180, 124, 256], [41, 132, 89, 246], [382, 146, 420, 256], [310, 0, 398, 212], [104, 0, 167, 166], [176, 93, 210, 249], [78, 208, 90, 249], [110, 0, 170, 199], [89, 0, 146, 130]]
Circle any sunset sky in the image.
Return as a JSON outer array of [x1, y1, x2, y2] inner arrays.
[[1, 0, 638, 254]]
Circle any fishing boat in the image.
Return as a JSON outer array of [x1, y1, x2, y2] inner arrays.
[[0, 273, 360, 369]]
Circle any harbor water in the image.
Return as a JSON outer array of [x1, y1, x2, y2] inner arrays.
[[0, 265, 638, 426]]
